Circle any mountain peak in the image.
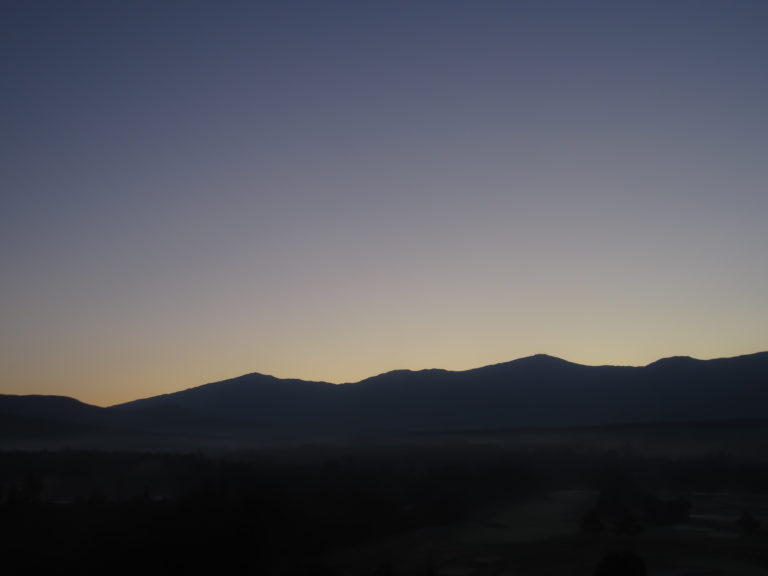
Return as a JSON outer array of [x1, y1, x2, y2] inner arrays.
[[509, 354, 574, 366], [470, 354, 578, 375], [646, 355, 698, 368], [4, 351, 768, 448], [523, 353, 567, 362]]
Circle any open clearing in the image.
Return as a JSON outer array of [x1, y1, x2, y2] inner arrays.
[[326, 491, 768, 576]]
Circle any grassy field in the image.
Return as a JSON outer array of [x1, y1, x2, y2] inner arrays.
[[326, 490, 768, 576], [2, 429, 768, 575]]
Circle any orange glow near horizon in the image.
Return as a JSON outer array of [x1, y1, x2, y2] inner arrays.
[[2, 2, 767, 407]]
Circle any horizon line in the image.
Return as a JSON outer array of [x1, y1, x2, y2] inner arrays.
[[3, 350, 767, 409]]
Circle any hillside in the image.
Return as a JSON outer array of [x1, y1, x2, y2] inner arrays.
[[2, 352, 768, 447]]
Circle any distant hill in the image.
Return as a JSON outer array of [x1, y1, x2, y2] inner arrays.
[[2, 352, 768, 447]]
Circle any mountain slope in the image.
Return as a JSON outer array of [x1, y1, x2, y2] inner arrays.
[[3, 352, 768, 444], [106, 351, 768, 437]]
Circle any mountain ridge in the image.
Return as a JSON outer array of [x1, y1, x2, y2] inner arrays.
[[2, 351, 768, 447], [3, 351, 767, 410]]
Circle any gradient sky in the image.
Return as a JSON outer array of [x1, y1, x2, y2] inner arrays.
[[2, 0, 767, 406]]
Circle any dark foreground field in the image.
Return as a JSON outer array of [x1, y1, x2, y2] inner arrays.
[[2, 432, 768, 575]]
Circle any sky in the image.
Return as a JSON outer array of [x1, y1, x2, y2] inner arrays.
[[2, 0, 767, 406]]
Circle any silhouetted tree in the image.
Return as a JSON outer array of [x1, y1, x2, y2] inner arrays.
[[87, 487, 105, 508], [665, 496, 690, 524], [580, 508, 604, 535], [594, 551, 646, 576], [615, 509, 643, 535], [284, 562, 336, 576], [737, 510, 761, 533], [21, 475, 41, 504], [374, 561, 396, 576], [596, 470, 644, 523], [6, 483, 18, 507]]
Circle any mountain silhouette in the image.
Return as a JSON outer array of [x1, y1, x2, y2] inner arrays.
[[2, 352, 768, 446]]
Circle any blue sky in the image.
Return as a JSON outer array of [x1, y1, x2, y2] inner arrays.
[[2, 0, 767, 405]]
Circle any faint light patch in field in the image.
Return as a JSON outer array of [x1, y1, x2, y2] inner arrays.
[[672, 524, 739, 539]]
